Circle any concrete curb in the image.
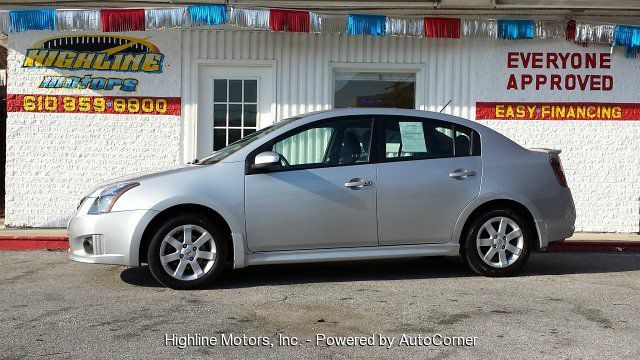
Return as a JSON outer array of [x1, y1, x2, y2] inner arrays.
[[1, 236, 640, 252]]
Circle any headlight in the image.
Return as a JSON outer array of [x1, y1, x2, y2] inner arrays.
[[88, 182, 139, 214]]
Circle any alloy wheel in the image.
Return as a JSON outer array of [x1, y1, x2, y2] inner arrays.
[[159, 224, 217, 281], [475, 216, 524, 269]]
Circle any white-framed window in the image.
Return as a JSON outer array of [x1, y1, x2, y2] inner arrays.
[[331, 63, 426, 110], [334, 71, 416, 109], [212, 79, 258, 151]]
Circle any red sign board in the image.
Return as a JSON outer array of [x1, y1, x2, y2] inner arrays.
[[7, 94, 181, 116], [476, 102, 640, 121]]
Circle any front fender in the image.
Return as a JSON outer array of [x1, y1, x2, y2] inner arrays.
[[149, 195, 245, 235]]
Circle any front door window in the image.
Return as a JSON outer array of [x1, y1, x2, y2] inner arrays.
[[270, 118, 373, 170]]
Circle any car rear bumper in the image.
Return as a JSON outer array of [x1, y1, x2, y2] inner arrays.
[[68, 209, 158, 266], [532, 187, 576, 249]]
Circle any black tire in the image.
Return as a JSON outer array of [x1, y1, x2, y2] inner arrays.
[[147, 213, 228, 290], [463, 208, 533, 277]]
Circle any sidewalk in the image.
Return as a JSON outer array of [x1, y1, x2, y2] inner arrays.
[[0, 220, 638, 251]]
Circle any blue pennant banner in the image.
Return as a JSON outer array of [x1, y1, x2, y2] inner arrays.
[[613, 25, 640, 57], [188, 5, 228, 27], [497, 19, 534, 40], [9, 9, 56, 33], [347, 14, 386, 36]]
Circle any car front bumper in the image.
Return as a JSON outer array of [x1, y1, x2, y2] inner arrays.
[[68, 209, 158, 266]]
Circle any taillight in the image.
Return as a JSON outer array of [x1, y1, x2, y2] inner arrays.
[[550, 156, 568, 187]]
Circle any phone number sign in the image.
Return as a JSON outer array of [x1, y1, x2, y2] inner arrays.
[[7, 94, 181, 116]]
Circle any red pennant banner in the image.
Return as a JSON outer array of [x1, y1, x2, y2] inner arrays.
[[100, 9, 145, 32], [566, 20, 576, 42], [269, 9, 310, 32], [424, 17, 461, 38]]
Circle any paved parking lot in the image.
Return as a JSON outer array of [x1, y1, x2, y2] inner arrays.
[[1, 250, 639, 359]]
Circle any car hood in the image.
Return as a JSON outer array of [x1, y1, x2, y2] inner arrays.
[[85, 164, 200, 197]]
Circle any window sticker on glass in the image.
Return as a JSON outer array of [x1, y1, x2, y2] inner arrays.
[[398, 122, 427, 153]]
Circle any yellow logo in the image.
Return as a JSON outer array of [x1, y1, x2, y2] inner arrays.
[[22, 35, 164, 73]]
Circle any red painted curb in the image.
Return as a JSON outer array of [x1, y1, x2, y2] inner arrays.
[[0, 236, 69, 250], [547, 241, 640, 252]]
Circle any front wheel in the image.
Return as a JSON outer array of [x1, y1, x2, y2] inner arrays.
[[147, 214, 228, 289], [463, 209, 533, 277]]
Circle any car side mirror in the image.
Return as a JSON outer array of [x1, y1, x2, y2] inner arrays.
[[252, 151, 281, 170]]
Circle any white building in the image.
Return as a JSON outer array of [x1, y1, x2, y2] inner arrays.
[[2, 0, 640, 233]]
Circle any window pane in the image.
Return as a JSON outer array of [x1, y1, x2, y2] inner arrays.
[[213, 79, 227, 102], [384, 118, 453, 160], [274, 127, 334, 166], [213, 129, 227, 151], [214, 104, 227, 127], [454, 127, 473, 156], [244, 80, 257, 102], [228, 104, 242, 127], [243, 128, 256, 137], [334, 124, 373, 165], [244, 104, 257, 127], [334, 71, 415, 109], [271, 119, 372, 169], [229, 80, 242, 102], [228, 129, 242, 144]]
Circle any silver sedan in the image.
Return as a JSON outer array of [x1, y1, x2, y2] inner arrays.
[[68, 109, 576, 289]]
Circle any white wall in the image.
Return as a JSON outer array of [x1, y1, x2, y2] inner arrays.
[[182, 30, 639, 233], [6, 30, 182, 227], [475, 40, 640, 233], [5, 28, 639, 232]]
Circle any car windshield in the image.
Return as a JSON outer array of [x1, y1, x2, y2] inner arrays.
[[198, 117, 299, 165]]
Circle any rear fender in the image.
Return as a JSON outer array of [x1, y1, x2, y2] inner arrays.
[[450, 193, 547, 250]]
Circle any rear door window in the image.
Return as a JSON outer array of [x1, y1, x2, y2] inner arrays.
[[382, 118, 454, 160], [381, 116, 480, 160]]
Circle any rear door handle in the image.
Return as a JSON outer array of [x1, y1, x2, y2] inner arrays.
[[449, 169, 476, 179], [345, 178, 373, 189]]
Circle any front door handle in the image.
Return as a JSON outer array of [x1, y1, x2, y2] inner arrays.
[[345, 178, 373, 189], [449, 169, 476, 179]]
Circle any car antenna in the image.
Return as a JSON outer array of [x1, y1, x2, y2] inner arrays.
[[439, 99, 452, 113]]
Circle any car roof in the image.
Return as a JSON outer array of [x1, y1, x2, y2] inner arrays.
[[294, 108, 478, 128], [295, 108, 470, 122]]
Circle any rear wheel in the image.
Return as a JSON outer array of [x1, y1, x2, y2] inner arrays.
[[463, 209, 533, 277], [147, 214, 228, 289]]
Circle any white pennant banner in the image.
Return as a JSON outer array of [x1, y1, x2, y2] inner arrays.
[[574, 22, 615, 44], [56, 9, 100, 31], [229, 8, 270, 30], [462, 19, 498, 38], [310, 13, 347, 34], [535, 21, 566, 39], [0, 11, 9, 33], [386, 17, 424, 37], [145, 8, 186, 29]]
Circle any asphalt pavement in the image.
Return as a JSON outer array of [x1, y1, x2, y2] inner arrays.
[[1, 250, 639, 359]]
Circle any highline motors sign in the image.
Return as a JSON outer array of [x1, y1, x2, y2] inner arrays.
[[8, 30, 180, 116]]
